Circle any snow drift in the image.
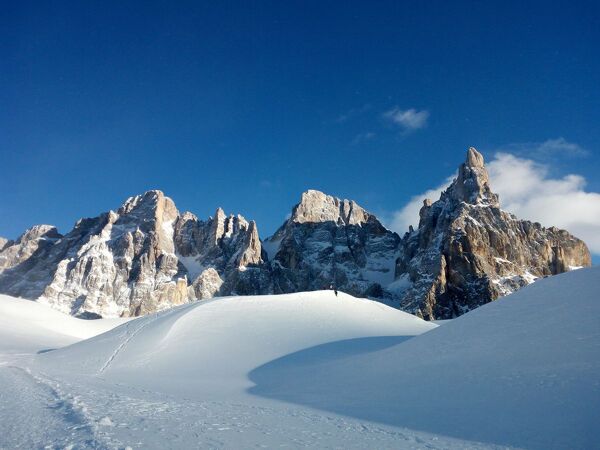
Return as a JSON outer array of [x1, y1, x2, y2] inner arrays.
[[249, 267, 600, 449], [1, 268, 598, 449], [39, 291, 436, 397], [0, 294, 128, 354]]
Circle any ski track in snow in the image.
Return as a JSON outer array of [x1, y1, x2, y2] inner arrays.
[[0, 366, 106, 450], [98, 313, 159, 374], [1, 359, 489, 450], [2, 370, 494, 450], [98, 301, 203, 374]]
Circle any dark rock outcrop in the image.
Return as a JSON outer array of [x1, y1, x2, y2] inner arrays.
[[263, 190, 401, 297]]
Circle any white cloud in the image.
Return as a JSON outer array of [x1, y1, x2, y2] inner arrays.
[[388, 152, 600, 254], [497, 137, 588, 159], [536, 137, 588, 156], [351, 132, 376, 145], [383, 107, 429, 131], [487, 153, 600, 253]]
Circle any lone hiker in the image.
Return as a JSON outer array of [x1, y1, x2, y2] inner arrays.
[[329, 283, 338, 297]]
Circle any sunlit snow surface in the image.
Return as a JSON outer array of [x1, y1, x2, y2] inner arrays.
[[1, 268, 599, 449]]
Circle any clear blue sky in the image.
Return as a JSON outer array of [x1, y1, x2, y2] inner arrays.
[[1, 1, 599, 241]]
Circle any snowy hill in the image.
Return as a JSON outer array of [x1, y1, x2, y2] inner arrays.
[[2, 291, 470, 449], [38, 291, 436, 397], [1, 269, 599, 449], [249, 267, 600, 449], [0, 294, 128, 354]]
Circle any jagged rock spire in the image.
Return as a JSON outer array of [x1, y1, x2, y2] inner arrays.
[[211, 207, 228, 245], [447, 147, 499, 207], [395, 146, 590, 320], [466, 146, 485, 167]]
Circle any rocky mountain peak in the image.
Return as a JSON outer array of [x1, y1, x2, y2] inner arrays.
[[291, 189, 370, 226], [214, 207, 226, 220], [395, 146, 590, 320], [118, 190, 179, 223], [466, 146, 485, 167], [445, 147, 499, 207], [0, 190, 270, 317], [264, 189, 400, 298], [211, 207, 227, 244], [0, 148, 592, 320], [235, 220, 262, 267], [175, 206, 267, 300], [0, 224, 62, 271], [210, 208, 253, 244], [18, 224, 62, 243], [119, 189, 162, 213], [111, 189, 179, 256], [178, 211, 198, 226]]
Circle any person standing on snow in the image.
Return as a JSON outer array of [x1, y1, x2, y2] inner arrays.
[[329, 283, 338, 297]]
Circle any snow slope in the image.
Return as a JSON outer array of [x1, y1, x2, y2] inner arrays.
[[4, 291, 491, 449], [0, 294, 128, 354], [1, 269, 598, 449], [249, 267, 600, 449], [39, 291, 437, 397]]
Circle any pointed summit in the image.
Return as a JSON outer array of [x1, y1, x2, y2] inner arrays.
[[466, 146, 485, 167], [264, 189, 400, 298], [0, 236, 8, 251], [119, 190, 164, 211], [291, 189, 371, 225], [114, 190, 179, 243], [447, 147, 499, 206], [396, 146, 590, 320]]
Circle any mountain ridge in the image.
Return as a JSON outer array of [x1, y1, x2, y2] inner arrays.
[[0, 148, 591, 318]]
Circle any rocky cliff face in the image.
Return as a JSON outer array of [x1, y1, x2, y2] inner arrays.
[[393, 148, 592, 320], [0, 191, 267, 317], [0, 148, 592, 319], [264, 190, 401, 297], [174, 208, 270, 300], [0, 191, 185, 317], [0, 225, 61, 271]]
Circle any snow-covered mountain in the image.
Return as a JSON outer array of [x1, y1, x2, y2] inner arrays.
[[173, 207, 271, 299], [0, 191, 267, 317], [263, 148, 590, 319], [0, 148, 591, 318], [264, 189, 401, 296], [394, 148, 591, 319]]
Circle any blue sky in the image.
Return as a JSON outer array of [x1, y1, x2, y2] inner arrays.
[[1, 1, 599, 256]]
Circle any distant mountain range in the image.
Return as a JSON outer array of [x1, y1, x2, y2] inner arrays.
[[0, 148, 590, 319]]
